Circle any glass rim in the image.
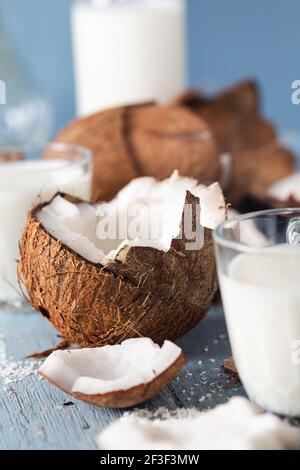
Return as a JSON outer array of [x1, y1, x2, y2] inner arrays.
[[0, 141, 92, 174], [213, 207, 300, 254]]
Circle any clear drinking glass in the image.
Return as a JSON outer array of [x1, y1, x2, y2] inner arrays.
[[0, 142, 92, 307], [214, 209, 300, 417]]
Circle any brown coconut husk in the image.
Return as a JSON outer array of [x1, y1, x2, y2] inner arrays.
[[40, 352, 185, 408], [55, 103, 221, 202], [222, 356, 241, 386], [173, 81, 296, 204], [18, 193, 218, 348], [222, 356, 238, 375], [54, 106, 140, 202], [244, 146, 295, 202], [228, 142, 295, 203], [127, 105, 219, 185], [225, 117, 295, 202], [172, 80, 259, 150]]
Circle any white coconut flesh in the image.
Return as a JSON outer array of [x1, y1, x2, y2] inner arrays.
[[36, 171, 226, 265], [267, 172, 300, 202], [228, 209, 270, 248], [39, 338, 182, 395]]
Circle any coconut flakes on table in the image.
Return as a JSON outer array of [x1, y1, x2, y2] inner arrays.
[[0, 357, 42, 389], [125, 406, 200, 421], [97, 397, 300, 451], [0, 336, 42, 389]]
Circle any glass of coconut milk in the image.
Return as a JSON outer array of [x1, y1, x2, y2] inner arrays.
[[214, 209, 300, 417], [71, 0, 186, 116], [0, 143, 92, 307]]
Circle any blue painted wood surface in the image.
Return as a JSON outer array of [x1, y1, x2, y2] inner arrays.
[[0, 304, 244, 450]]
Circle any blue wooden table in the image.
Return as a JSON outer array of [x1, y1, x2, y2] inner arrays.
[[0, 304, 244, 450]]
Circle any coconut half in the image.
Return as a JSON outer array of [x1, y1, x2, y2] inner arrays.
[[39, 338, 184, 408], [19, 171, 226, 347], [55, 104, 220, 202]]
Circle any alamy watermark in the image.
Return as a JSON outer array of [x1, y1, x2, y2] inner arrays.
[[96, 202, 205, 251], [0, 80, 6, 105], [291, 80, 300, 105]]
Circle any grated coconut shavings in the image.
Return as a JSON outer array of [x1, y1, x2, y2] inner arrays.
[[0, 338, 42, 389]]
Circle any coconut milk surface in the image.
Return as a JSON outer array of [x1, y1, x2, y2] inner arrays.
[[219, 245, 300, 416], [0, 159, 91, 301]]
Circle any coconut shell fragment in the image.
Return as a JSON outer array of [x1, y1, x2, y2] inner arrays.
[[172, 80, 296, 204], [39, 338, 185, 408], [55, 103, 221, 202], [172, 80, 260, 150], [265, 172, 300, 208]]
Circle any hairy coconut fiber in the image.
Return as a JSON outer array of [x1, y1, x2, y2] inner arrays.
[[19, 192, 219, 347], [172, 80, 296, 204], [54, 104, 220, 202]]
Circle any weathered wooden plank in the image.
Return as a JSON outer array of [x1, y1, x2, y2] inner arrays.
[[0, 305, 242, 450]]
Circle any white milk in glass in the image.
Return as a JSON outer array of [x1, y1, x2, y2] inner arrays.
[[219, 245, 300, 417], [0, 160, 91, 302], [72, 0, 186, 116]]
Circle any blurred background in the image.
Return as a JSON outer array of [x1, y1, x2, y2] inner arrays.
[[0, 0, 298, 136]]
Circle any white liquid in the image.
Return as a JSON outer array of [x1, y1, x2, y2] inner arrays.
[[72, 0, 186, 116], [0, 160, 91, 302], [219, 246, 300, 416]]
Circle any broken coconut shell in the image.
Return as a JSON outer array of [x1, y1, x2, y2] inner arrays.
[[54, 103, 221, 202], [229, 141, 295, 203], [39, 338, 185, 408], [18, 172, 226, 347], [172, 80, 260, 150], [265, 172, 300, 208], [172, 81, 296, 204]]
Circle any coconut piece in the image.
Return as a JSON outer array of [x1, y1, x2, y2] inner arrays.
[[18, 172, 226, 347], [54, 103, 221, 202], [172, 81, 296, 204], [39, 338, 184, 408], [223, 116, 278, 202], [172, 80, 259, 150], [251, 147, 295, 201], [222, 356, 239, 376], [97, 396, 300, 450], [127, 105, 219, 185], [53, 106, 139, 202], [266, 172, 300, 207]]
